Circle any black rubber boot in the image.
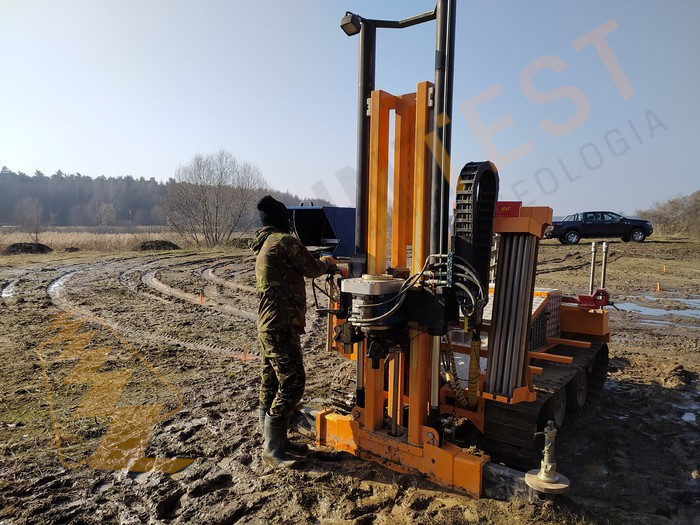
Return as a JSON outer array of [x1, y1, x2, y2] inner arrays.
[[260, 406, 308, 454], [284, 415, 309, 455], [262, 414, 298, 469]]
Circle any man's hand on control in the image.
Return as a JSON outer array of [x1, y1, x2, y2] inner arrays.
[[320, 255, 340, 274], [320, 255, 338, 268]]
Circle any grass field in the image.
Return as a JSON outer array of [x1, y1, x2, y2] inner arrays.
[[0, 228, 252, 253]]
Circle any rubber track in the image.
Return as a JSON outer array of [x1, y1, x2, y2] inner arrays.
[[481, 341, 608, 469]]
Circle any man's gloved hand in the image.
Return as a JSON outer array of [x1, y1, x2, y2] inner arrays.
[[320, 255, 339, 274], [320, 255, 338, 268]]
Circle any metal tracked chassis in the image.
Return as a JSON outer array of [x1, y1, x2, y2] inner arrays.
[[483, 341, 609, 469]]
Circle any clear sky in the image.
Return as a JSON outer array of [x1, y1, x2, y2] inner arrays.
[[1, 1, 698, 216]]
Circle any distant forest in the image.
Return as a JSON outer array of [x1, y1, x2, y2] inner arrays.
[[0, 167, 328, 228]]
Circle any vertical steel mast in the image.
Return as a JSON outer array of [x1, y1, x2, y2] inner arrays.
[[341, 5, 444, 409], [430, 0, 457, 256]]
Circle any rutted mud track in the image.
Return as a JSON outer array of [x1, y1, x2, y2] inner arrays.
[[1, 242, 698, 524]]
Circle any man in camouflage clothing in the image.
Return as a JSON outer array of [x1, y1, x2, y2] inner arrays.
[[250, 195, 336, 468]]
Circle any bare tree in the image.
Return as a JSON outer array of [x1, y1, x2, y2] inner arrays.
[[164, 150, 268, 246], [15, 196, 44, 243]]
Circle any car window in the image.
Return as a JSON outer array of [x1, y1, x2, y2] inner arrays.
[[604, 212, 622, 221], [563, 214, 573, 221], [585, 212, 597, 222]]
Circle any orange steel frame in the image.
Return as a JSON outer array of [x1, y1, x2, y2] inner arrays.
[[316, 85, 592, 498], [316, 83, 489, 498]]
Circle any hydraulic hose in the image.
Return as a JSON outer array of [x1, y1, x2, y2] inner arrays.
[[446, 347, 469, 409], [468, 336, 480, 408], [444, 333, 472, 410]]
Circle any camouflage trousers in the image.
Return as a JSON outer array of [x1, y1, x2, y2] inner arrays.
[[258, 331, 306, 419]]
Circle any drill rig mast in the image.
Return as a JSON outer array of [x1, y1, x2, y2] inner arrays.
[[303, 2, 611, 498]]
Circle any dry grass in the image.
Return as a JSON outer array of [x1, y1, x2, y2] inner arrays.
[[0, 229, 188, 253]]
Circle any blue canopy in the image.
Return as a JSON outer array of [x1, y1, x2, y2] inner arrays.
[[287, 206, 355, 257]]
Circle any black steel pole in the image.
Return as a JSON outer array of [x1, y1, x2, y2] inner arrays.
[[354, 21, 376, 262], [431, 0, 456, 255], [354, 21, 375, 408], [440, 0, 456, 251], [429, 1, 447, 256], [428, 0, 456, 436]]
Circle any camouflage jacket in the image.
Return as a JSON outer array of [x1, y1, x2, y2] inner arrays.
[[250, 226, 328, 334]]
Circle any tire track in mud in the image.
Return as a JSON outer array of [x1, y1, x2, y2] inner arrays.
[[2, 278, 20, 298], [46, 256, 261, 360], [118, 254, 237, 306], [537, 247, 622, 275], [142, 267, 257, 321], [201, 264, 256, 294], [118, 253, 196, 295], [1, 269, 38, 298], [118, 253, 252, 306], [201, 261, 331, 348], [44, 253, 320, 360]]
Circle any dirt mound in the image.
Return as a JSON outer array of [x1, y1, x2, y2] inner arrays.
[[2, 243, 53, 255], [64, 247, 80, 253], [137, 240, 181, 251]]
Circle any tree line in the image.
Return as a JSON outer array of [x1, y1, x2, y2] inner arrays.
[[637, 189, 700, 238], [0, 167, 165, 227], [0, 155, 330, 242]]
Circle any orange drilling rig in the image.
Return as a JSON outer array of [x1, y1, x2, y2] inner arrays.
[[295, 2, 611, 499]]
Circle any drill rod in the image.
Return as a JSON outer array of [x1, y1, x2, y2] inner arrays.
[[600, 242, 609, 289]]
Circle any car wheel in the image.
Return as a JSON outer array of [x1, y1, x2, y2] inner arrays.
[[630, 229, 646, 242], [564, 230, 580, 244], [558, 237, 567, 244]]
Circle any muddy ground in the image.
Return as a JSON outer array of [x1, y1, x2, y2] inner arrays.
[[0, 237, 698, 524]]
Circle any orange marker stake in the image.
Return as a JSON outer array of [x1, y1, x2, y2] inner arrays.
[[663, 264, 667, 273], [656, 282, 661, 292], [241, 345, 255, 362]]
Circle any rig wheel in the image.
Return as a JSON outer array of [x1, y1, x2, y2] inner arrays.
[[566, 368, 588, 413], [544, 388, 567, 428], [586, 344, 609, 406]]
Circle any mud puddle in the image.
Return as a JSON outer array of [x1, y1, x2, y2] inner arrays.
[[614, 301, 700, 319]]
